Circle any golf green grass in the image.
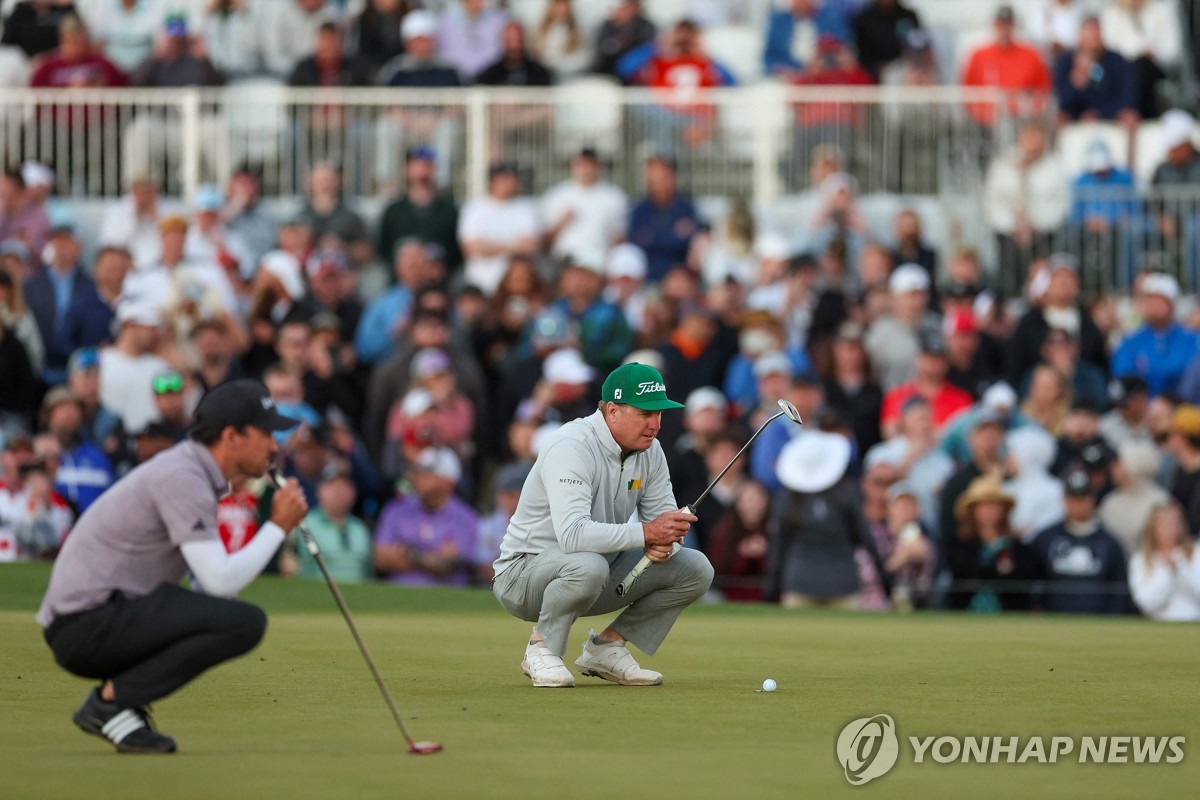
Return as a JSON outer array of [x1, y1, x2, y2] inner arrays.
[[2, 563, 1196, 800]]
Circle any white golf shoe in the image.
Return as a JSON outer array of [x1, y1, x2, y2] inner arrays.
[[574, 630, 663, 686], [521, 639, 575, 688]]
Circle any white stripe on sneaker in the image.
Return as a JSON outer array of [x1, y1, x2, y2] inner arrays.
[[101, 710, 145, 743]]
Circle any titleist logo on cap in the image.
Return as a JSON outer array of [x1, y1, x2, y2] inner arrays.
[[637, 381, 666, 395], [261, 397, 275, 410]]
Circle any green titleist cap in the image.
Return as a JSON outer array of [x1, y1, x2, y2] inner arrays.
[[601, 363, 686, 411]]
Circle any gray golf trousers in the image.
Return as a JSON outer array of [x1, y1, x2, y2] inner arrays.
[[493, 547, 714, 657]]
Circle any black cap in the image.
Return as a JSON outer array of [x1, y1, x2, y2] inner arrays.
[[190, 379, 298, 436], [488, 160, 519, 179], [1109, 375, 1149, 406], [919, 329, 947, 356], [1063, 466, 1093, 497], [995, 5, 1015, 22], [136, 421, 182, 440], [1069, 397, 1100, 415], [1080, 440, 1114, 469]]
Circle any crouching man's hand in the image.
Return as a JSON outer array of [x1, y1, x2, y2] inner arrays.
[[642, 508, 696, 548], [644, 543, 675, 563]]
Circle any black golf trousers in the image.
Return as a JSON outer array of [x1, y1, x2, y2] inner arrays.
[[44, 583, 267, 708]]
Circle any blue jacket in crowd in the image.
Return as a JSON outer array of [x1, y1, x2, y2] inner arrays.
[[56, 286, 116, 357], [354, 285, 412, 365], [628, 194, 700, 283], [55, 441, 113, 513], [762, 7, 853, 75], [1110, 323, 1200, 397], [1070, 168, 1139, 227]]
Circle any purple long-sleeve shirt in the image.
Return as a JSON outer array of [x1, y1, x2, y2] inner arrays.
[[437, 6, 508, 80], [374, 495, 479, 587]]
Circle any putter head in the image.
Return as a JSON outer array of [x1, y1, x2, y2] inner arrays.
[[408, 741, 444, 755], [776, 398, 804, 425]]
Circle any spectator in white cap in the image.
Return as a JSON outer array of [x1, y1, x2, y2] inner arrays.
[[661, 385, 727, 483], [669, 387, 740, 548], [1111, 272, 1199, 396], [183, 184, 253, 280], [743, 233, 793, 317], [516, 347, 597, 426], [98, 300, 170, 434], [1149, 109, 1200, 240], [542, 148, 628, 262], [372, 12, 463, 188], [723, 310, 812, 418], [1067, 143, 1138, 291], [20, 161, 72, 230], [373, 446, 479, 587], [603, 242, 648, 333], [1005, 252, 1108, 387], [938, 381, 1030, 465], [864, 263, 941, 391], [382, 387, 438, 480]]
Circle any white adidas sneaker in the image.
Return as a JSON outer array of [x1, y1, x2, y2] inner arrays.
[[574, 629, 663, 686], [521, 639, 575, 688]]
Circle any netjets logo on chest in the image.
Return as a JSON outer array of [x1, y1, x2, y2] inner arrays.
[[636, 382, 665, 395]]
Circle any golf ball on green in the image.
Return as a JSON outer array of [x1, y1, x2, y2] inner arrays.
[[762, 678, 777, 692]]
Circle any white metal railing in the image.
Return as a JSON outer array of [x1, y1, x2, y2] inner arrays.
[[0, 85, 1011, 200], [4, 85, 1200, 291]]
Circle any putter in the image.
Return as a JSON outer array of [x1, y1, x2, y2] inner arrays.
[[614, 398, 804, 596], [268, 469, 442, 755]]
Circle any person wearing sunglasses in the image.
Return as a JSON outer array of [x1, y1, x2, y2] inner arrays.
[[150, 370, 190, 442]]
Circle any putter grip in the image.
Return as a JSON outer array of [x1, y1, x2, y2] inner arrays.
[[615, 505, 692, 597], [615, 555, 652, 597]]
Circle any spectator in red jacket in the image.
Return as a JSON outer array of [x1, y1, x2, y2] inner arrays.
[[28, 15, 127, 179], [880, 330, 974, 437], [961, 5, 1052, 127], [618, 19, 734, 153], [30, 15, 126, 89]]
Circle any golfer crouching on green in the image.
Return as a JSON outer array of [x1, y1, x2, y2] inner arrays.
[[493, 363, 713, 688]]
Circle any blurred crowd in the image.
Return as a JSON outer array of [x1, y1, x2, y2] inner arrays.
[[0, 0, 1198, 622]]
